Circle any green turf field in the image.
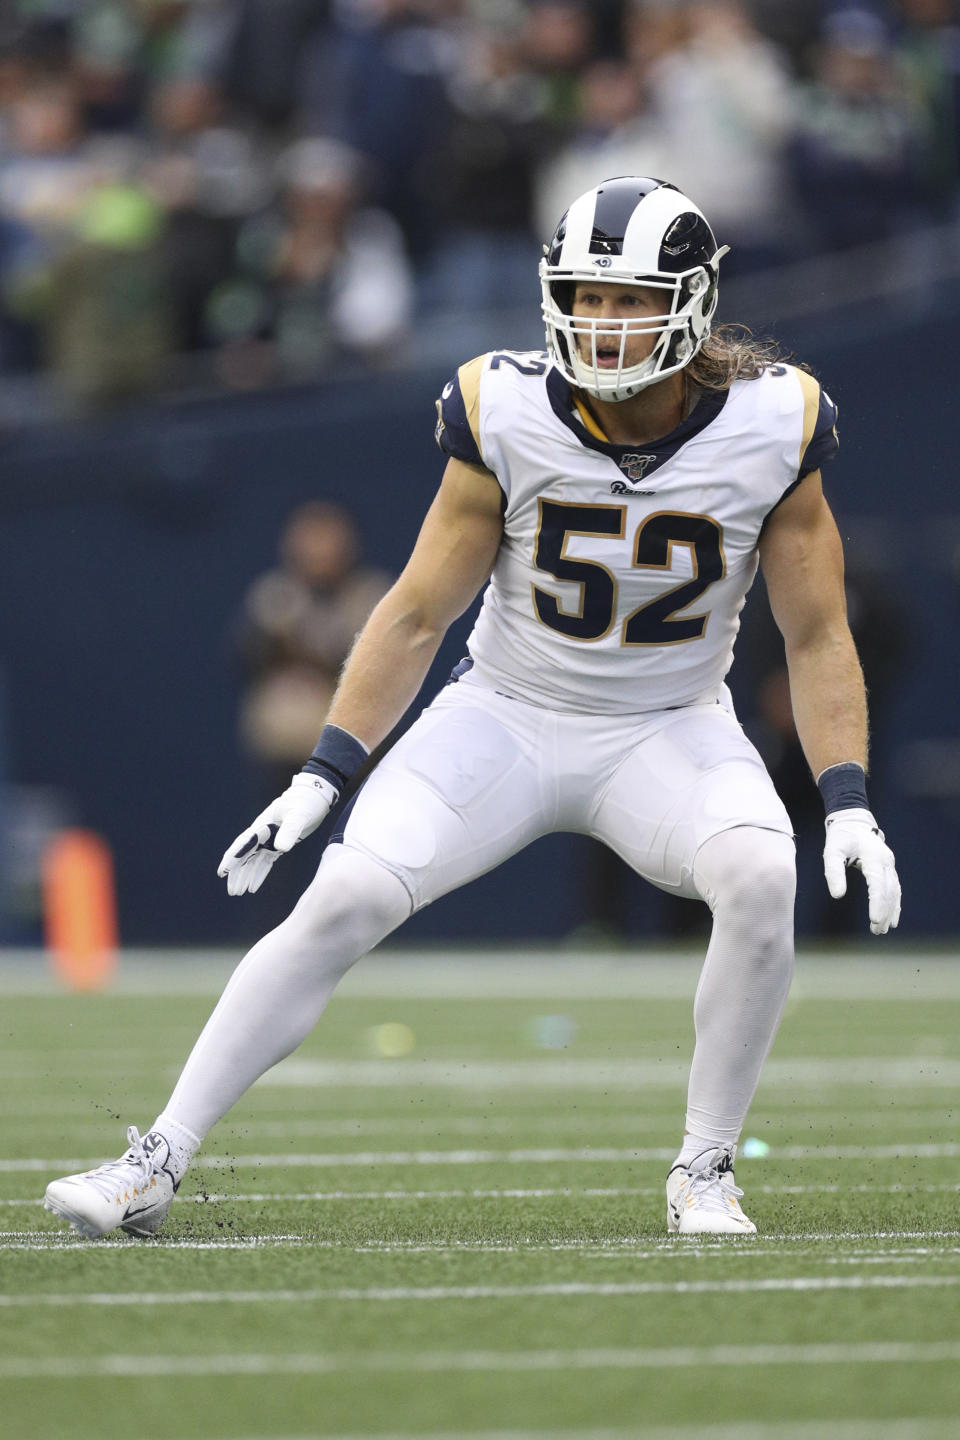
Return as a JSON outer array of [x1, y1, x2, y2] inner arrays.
[[2, 947, 959, 1440]]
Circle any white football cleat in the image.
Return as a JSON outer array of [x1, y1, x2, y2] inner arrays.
[[44, 1127, 177, 1240], [666, 1144, 757, 1235]]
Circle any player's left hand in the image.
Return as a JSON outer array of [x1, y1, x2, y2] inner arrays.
[[823, 807, 901, 936], [218, 773, 337, 896]]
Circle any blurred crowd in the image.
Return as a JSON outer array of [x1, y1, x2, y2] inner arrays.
[[0, 0, 957, 410]]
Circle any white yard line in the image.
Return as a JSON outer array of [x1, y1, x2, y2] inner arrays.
[[6, 1188, 657, 1206], [0, 1099, 947, 1123], [5, 1186, 618, 1207], [4, 949, 960, 999], [5, 1229, 960, 1252], [5, 1179, 960, 1211], [4, 1140, 960, 1174], [10, 1055, 960, 1090], [4, 1232, 960, 1261], [4, 1338, 960, 1380], [249, 1056, 960, 1090], [2, 1275, 959, 1306], [1, 1147, 676, 1173], [215, 1425, 960, 1440], [0, 1235, 312, 1250], [0, 1110, 683, 1133]]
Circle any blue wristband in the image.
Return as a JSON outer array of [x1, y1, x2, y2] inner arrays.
[[817, 762, 869, 816], [302, 725, 369, 794]]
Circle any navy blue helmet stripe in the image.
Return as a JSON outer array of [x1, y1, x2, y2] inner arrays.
[[588, 177, 672, 256]]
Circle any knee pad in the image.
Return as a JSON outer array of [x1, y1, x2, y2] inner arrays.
[[290, 843, 412, 953], [694, 826, 796, 921]]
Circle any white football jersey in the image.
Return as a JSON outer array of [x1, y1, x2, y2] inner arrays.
[[435, 351, 838, 714]]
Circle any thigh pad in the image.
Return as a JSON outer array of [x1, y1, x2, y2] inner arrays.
[[593, 704, 792, 895], [339, 693, 546, 909]]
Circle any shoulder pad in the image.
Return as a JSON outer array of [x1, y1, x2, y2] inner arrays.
[[789, 366, 839, 478], [434, 354, 490, 466]]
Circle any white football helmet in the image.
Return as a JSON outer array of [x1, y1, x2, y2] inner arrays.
[[540, 176, 729, 402]]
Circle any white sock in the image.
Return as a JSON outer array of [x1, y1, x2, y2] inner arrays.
[[682, 827, 796, 1151], [160, 846, 411, 1144], [148, 1115, 201, 1185], [674, 1133, 724, 1170]]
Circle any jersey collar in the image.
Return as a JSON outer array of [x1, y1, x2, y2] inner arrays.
[[546, 366, 728, 476]]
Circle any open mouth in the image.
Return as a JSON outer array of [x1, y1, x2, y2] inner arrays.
[[594, 346, 621, 369]]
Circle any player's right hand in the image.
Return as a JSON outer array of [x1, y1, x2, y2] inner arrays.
[[217, 773, 338, 896]]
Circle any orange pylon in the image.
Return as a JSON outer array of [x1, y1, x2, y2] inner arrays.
[[43, 829, 118, 990]]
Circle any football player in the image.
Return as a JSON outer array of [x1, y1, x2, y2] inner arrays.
[[44, 177, 900, 1239]]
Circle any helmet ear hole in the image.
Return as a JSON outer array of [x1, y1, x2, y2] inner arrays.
[[668, 333, 694, 367]]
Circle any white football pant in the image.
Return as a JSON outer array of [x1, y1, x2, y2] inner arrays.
[[162, 676, 796, 1157]]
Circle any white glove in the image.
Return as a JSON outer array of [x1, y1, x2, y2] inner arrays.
[[823, 807, 901, 936], [218, 773, 338, 896]]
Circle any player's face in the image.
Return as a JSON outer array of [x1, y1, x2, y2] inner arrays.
[[571, 282, 666, 369]]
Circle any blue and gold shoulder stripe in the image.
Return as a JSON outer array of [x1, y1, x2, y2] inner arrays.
[[793, 367, 839, 478], [434, 354, 489, 468]]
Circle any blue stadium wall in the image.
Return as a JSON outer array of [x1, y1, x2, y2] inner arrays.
[[0, 300, 956, 945]]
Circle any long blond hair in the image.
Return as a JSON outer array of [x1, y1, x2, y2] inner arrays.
[[688, 324, 804, 392]]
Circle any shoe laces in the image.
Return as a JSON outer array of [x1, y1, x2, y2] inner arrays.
[[686, 1148, 744, 1208], [82, 1126, 152, 1201]]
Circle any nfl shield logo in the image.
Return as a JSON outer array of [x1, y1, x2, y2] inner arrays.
[[619, 453, 656, 484]]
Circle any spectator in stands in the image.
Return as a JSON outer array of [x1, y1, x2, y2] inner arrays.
[[140, 132, 250, 359], [0, 64, 176, 407], [219, 136, 414, 386], [197, 0, 334, 132], [743, 0, 828, 76], [236, 500, 393, 788], [623, 0, 689, 81], [788, 6, 933, 252], [420, 8, 551, 314], [68, 0, 144, 134], [891, 0, 960, 216], [534, 55, 673, 246], [234, 498, 392, 920], [0, 71, 94, 236], [36, 173, 174, 410], [627, 0, 797, 273], [0, 210, 43, 372], [0, 0, 957, 409], [522, 0, 597, 126], [319, 0, 460, 262], [141, 66, 272, 359]]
